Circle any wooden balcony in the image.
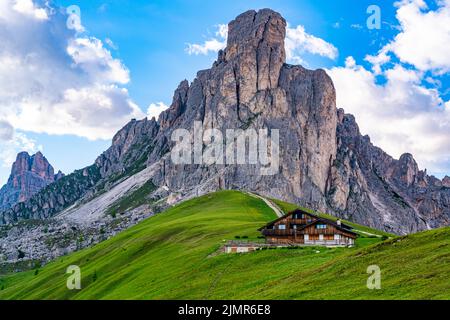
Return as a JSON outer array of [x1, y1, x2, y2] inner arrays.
[[262, 229, 295, 236]]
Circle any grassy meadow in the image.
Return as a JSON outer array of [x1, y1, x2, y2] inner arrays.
[[0, 190, 448, 299]]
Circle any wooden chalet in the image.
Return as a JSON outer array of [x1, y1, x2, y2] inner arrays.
[[259, 209, 358, 246]]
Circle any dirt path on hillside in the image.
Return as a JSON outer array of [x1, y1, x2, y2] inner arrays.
[[247, 192, 284, 218], [353, 229, 383, 238]]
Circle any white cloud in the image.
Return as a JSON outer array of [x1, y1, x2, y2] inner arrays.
[[147, 102, 169, 120], [344, 56, 356, 68], [326, 0, 450, 176], [0, 0, 144, 144], [216, 24, 228, 39], [327, 58, 450, 175], [368, 0, 450, 74], [105, 38, 118, 50], [8, 85, 142, 140], [67, 37, 130, 84], [0, 120, 14, 141], [12, 0, 48, 20], [186, 38, 227, 55], [186, 24, 228, 55], [285, 24, 338, 64], [365, 46, 392, 74], [186, 23, 338, 64]]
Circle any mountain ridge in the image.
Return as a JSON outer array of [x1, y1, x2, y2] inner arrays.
[[0, 8, 449, 235]]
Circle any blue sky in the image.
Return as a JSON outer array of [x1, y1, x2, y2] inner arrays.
[[1, 0, 450, 184], [53, 0, 400, 106]]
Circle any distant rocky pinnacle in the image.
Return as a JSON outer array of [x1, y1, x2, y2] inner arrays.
[[1, 9, 449, 234], [0, 152, 63, 210]]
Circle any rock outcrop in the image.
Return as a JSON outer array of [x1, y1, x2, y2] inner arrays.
[[0, 152, 63, 210], [329, 111, 450, 233], [0, 9, 449, 236], [443, 176, 450, 188], [145, 9, 338, 212]]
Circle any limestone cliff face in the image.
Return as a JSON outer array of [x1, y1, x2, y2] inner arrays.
[[1, 9, 449, 234], [329, 111, 450, 233], [0, 152, 63, 210], [146, 9, 338, 211], [95, 118, 160, 178]]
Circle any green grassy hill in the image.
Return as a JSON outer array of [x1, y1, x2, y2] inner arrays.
[[0, 191, 448, 299]]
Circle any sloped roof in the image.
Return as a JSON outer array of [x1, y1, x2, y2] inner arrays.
[[258, 208, 357, 236]]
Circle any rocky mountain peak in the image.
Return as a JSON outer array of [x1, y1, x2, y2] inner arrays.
[[226, 9, 286, 60], [394, 153, 419, 186], [55, 170, 65, 181], [0, 151, 63, 210], [221, 9, 287, 101], [11, 151, 32, 176], [11, 151, 54, 181], [442, 176, 450, 187], [31, 151, 55, 180], [1, 9, 449, 237], [159, 80, 189, 129]]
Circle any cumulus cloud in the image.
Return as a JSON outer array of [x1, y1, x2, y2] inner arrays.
[[147, 102, 169, 120], [67, 37, 130, 85], [285, 24, 338, 64], [0, 0, 144, 146], [186, 24, 228, 55], [186, 23, 338, 64], [186, 38, 227, 55], [0, 120, 14, 141], [365, 45, 391, 74], [12, 0, 48, 20], [327, 57, 450, 175], [367, 0, 450, 74], [326, 0, 450, 175]]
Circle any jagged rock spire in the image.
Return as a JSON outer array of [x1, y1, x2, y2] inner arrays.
[[394, 153, 419, 187], [223, 9, 287, 103], [443, 176, 450, 187], [0, 151, 63, 210]]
